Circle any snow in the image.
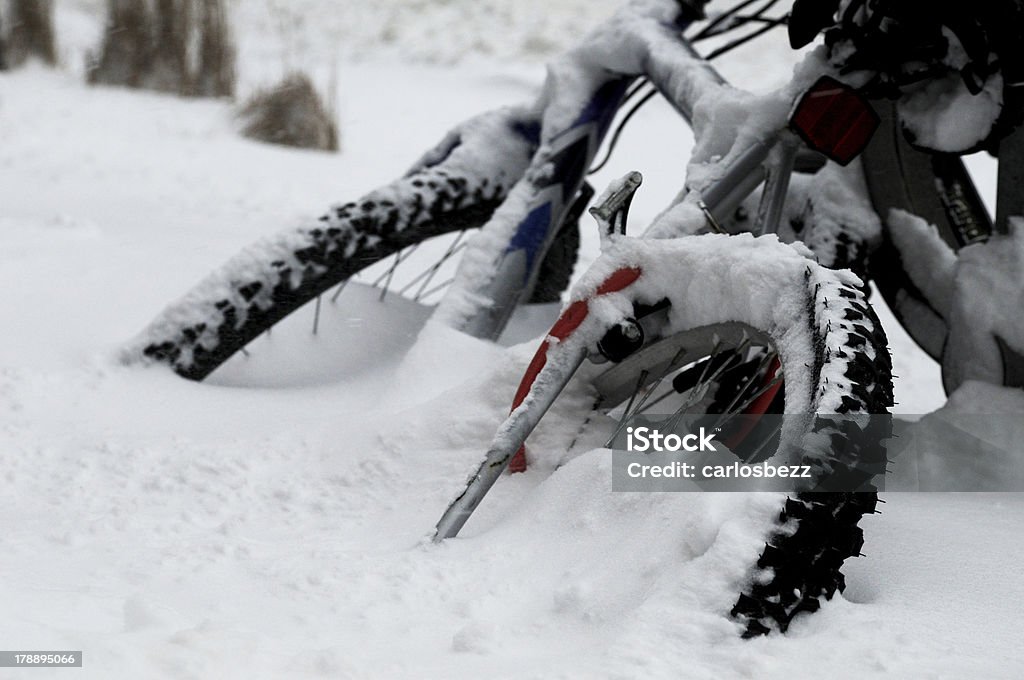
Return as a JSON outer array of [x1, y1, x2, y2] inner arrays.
[[895, 26, 1003, 153], [1, 1, 1022, 678], [897, 71, 1002, 153], [887, 210, 1024, 393], [550, 233, 861, 416]]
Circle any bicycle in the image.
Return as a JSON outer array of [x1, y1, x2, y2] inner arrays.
[[124, 0, 1024, 636]]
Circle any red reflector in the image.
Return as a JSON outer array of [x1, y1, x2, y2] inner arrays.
[[790, 76, 879, 165]]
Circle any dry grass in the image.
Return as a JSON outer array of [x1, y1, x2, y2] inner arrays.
[[238, 72, 339, 152]]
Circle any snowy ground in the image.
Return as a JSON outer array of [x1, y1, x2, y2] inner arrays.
[[1, 2, 1023, 678]]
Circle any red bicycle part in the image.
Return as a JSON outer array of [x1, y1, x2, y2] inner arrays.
[[508, 267, 642, 472]]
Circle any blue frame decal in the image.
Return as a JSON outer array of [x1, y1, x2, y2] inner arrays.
[[504, 78, 631, 280]]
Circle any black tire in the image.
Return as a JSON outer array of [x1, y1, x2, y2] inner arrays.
[[527, 218, 581, 304], [730, 270, 894, 636], [126, 110, 541, 380], [573, 238, 894, 636], [142, 171, 501, 381]]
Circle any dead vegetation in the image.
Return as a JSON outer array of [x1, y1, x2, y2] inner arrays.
[[237, 72, 339, 152]]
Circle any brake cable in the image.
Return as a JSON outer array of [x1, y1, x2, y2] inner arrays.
[[588, 0, 790, 175]]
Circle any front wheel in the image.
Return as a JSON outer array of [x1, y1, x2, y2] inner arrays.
[[437, 233, 894, 636], [576, 236, 893, 635]]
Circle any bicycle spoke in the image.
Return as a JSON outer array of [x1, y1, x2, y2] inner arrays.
[[669, 341, 725, 419], [368, 243, 420, 287], [628, 345, 690, 415], [330, 279, 348, 303], [634, 376, 689, 413], [713, 371, 784, 433], [405, 230, 468, 301], [666, 337, 750, 430], [606, 369, 650, 446], [325, 231, 471, 308], [603, 334, 774, 449], [417, 277, 456, 303], [373, 244, 420, 300], [715, 349, 777, 423]]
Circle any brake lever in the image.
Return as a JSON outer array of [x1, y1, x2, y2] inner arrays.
[[590, 171, 643, 243]]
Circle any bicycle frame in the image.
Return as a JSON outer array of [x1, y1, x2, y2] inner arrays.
[[433, 0, 882, 344], [435, 0, 730, 339], [127, 0, 1019, 401], [429, 0, 1024, 401], [431, 0, 893, 541]]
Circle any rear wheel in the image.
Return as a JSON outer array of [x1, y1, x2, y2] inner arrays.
[[123, 109, 589, 381]]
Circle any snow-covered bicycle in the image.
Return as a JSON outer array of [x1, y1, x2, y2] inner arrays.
[[126, 0, 1024, 635]]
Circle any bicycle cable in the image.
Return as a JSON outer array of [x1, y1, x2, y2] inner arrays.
[[587, 0, 790, 176], [692, 0, 783, 41], [588, 84, 659, 175]]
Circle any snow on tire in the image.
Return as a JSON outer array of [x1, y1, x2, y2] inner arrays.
[[501, 233, 894, 635], [123, 107, 539, 380]]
